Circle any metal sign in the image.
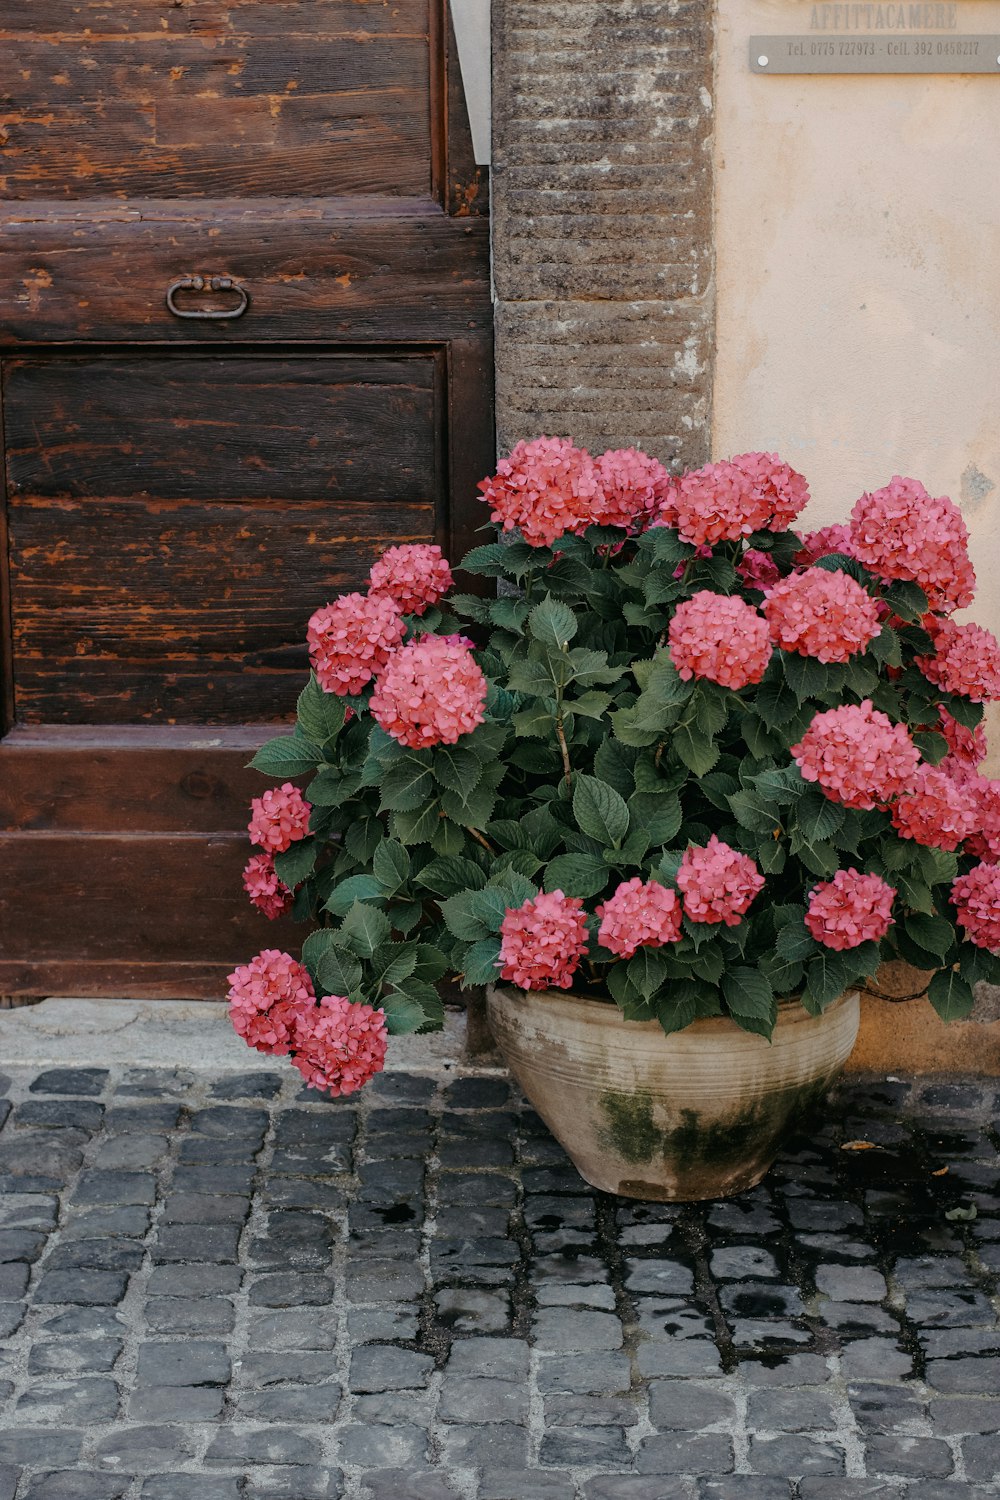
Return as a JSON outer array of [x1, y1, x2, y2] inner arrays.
[[751, 33, 1000, 70]]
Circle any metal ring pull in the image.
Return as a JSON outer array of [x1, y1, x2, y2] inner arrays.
[[165, 274, 250, 320]]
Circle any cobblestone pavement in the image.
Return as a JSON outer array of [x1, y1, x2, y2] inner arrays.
[[0, 1062, 999, 1500]]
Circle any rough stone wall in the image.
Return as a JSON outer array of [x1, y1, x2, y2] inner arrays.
[[491, 0, 715, 466]]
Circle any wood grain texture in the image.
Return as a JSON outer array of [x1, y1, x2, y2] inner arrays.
[[0, 16, 432, 199], [0, 207, 491, 343]]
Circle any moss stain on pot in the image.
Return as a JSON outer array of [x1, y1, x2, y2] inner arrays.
[[597, 1077, 830, 1170]]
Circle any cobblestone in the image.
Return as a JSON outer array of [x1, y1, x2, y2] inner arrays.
[[0, 1064, 998, 1493]]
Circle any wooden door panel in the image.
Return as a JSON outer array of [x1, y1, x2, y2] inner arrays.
[[5, 350, 443, 723], [0, 0, 493, 999], [1, 2, 435, 199], [0, 208, 491, 343]]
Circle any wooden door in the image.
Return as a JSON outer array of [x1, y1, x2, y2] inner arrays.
[[0, 0, 492, 999]]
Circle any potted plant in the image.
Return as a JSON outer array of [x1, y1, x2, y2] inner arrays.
[[228, 439, 1000, 1200]]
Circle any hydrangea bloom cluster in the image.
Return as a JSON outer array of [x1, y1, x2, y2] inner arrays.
[[728, 451, 811, 533], [736, 548, 781, 592], [596, 878, 683, 958], [370, 635, 487, 749], [938, 706, 987, 768], [962, 778, 1000, 864], [917, 618, 1000, 703], [763, 567, 881, 663], [478, 436, 601, 547], [290, 994, 388, 1096], [660, 461, 760, 546], [591, 448, 672, 531], [368, 543, 453, 616], [849, 476, 976, 613], [248, 783, 312, 854], [804, 870, 896, 951], [890, 766, 978, 851], [676, 837, 765, 926], [242, 852, 293, 920], [498, 890, 589, 990], [668, 591, 772, 689], [951, 862, 1000, 950], [794, 524, 856, 567], [227, 950, 315, 1055], [791, 701, 921, 810], [307, 591, 405, 695]]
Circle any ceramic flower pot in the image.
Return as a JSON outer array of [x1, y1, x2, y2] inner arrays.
[[486, 986, 860, 1201]]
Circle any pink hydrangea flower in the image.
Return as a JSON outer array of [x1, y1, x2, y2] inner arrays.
[[498, 890, 589, 990], [736, 548, 782, 592], [763, 567, 882, 664], [248, 783, 312, 854], [591, 448, 672, 531], [291, 994, 388, 1096], [659, 461, 762, 546], [227, 949, 315, 1056], [804, 869, 896, 951], [668, 591, 772, 689], [728, 451, 811, 532], [676, 836, 765, 926], [849, 476, 976, 613], [242, 852, 293, 920], [951, 861, 1000, 950], [960, 777, 1000, 863], [369, 635, 487, 749], [368, 543, 454, 616], [307, 591, 405, 696], [938, 706, 988, 768], [596, 878, 683, 958], [890, 766, 978, 851], [794, 524, 857, 567], [917, 618, 1000, 703], [791, 701, 921, 811], [478, 436, 602, 547]]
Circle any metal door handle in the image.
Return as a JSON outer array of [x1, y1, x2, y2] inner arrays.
[[165, 275, 250, 320]]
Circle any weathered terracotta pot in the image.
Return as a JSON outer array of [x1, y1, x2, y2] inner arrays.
[[486, 986, 860, 1201]]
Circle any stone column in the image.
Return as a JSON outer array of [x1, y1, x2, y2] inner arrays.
[[491, 0, 716, 466]]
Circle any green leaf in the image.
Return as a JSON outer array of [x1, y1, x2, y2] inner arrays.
[[673, 723, 720, 777], [883, 578, 929, 622], [374, 942, 418, 989], [626, 949, 672, 1000], [513, 705, 554, 739], [440, 890, 497, 942], [380, 992, 430, 1035], [927, 969, 974, 1022], [904, 912, 955, 962], [494, 849, 544, 879], [917, 846, 959, 887], [782, 651, 834, 701], [306, 768, 349, 807], [249, 734, 321, 777], [569, 690, 613, 720], [460, 541, 522, 577], [316, 947, 363, 999], [296, 677, 347, 747], [775, 919, 819, 965], [461, 937, 503, 987], [272, 838, 318, 890], [790, 834, 839, 878], [528, 594, 578, 649], [912, 731, 949, 765], [940, 695, 983, 732], [371, 840, 411, 893], [628, 790, 682, 846], [802, 948, 866, 1010], [654, 985, 703, 1035], [870, 625, 902, 668], [345, 818, 383, 865], [430, 818, 467, 856], [796, 786, 845, 843], [390, 801, 441, 846], [413, 944, 449, 982], [434, 746, 484, 797], [339, 900, 392, 959], [323, 874, 385, 917], [489, 597, 530, 632], [380, 756, 435, 813], [544, 853, 610, 899], [723, 967, 775, 1022], [573, 774, 630, 848]]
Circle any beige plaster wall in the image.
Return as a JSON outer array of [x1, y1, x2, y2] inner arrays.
[[712, 0, 1000, 760]]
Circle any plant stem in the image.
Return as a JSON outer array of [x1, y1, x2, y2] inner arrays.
[[465, 825, 497, 856]]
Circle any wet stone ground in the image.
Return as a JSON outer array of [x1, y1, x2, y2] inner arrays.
[[0, 1064, 998, 1500]]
